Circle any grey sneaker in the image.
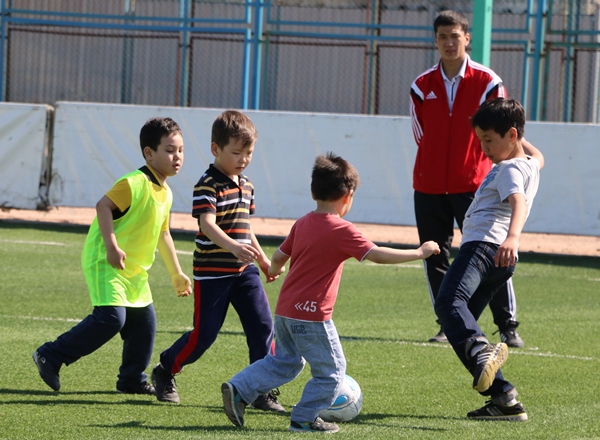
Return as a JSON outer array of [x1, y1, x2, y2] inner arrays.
[[250, 389, 285, 413], [222, 382, 247, 427], [428, 328, 448, 343], [500, 328, 525, 348], [116, 381, 156, 395], [471, 343, 509, 392], [289, 417, 340, 433], [32, 350, 61, 391], [467, 400, 528, 421], [151, 364, 180, 403]]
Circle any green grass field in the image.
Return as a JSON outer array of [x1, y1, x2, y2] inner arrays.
[[0, 221, 598, 440]]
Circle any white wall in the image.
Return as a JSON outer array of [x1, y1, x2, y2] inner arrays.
[[0, 103, 52, 209], [5, 101, 600, 236]]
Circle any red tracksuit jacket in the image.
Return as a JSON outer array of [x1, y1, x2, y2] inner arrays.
[[410, 56, 506, 194]]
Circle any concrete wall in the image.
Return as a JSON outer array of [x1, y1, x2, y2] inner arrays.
[[2, 101, 598, 236]]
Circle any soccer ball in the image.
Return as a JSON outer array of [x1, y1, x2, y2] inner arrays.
[[318, 374, 363, 422]]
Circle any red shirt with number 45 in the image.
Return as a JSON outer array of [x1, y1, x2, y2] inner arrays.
[[274, 212, 375, 321]]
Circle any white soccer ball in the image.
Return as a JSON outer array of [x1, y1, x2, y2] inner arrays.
[[318, 374, 363, 422]]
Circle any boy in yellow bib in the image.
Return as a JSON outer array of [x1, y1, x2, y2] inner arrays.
[[33, 117, 192, 394]]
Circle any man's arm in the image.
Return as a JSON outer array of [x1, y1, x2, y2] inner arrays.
[[409, 86, 425, 146]]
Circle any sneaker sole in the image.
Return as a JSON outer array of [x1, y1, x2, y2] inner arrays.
[[468, 412, 528, 422], [289, 426, 340, 433], [222, 383, 244, 427], [473, 343, 509, 392]]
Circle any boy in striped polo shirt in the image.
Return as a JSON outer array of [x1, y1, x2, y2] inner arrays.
[[152, 110, 284, 412]]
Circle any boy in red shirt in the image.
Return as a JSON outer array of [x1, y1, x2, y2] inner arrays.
[[221, 152, 439, 433]]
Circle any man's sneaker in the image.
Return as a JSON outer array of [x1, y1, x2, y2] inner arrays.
[[471, 343, 508, 392], [116, 381, 156, 395], [250, 389, 285, 413], [221, 382, 247, 427], [151, 364, 180, 403], [500, 328, 525, 348], [467, 400, 528, 421], [32, 350, 61, 391], [289, 417, 340, 433], [428, 328, 448, 343]]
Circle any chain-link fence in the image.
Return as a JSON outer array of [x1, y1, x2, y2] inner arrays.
[[1, 0, 600, 122]]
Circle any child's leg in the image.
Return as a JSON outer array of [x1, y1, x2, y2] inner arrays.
[[37, 306, 126, 366], [230, 316, 305, 404], [159, 277, 234, 374], [290, 319, 346, 424], [118, 304, 156, 387], [434, 242, 515, 396], [230, 265, 274, 363], [435, 242, 514, 353]]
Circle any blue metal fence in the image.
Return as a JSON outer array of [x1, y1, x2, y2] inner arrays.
[[0, 0, 599, 122]]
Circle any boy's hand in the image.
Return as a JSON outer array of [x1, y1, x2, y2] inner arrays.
[[171, 273, 192, 297], [106, 246, 126, 270], [258, 259, 280, 283], [420, 241, 441, 259], [495, 237, 519, 267], [266, 264, 285, 283], [232, 243, 260, 264]]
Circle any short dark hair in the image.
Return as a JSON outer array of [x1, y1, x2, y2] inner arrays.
[[311, 152, 360, 202], [434, 10, 469, 35], [139, 117, 182, 157], [212, 110, 257, 149], [471, 98, 526, 139]]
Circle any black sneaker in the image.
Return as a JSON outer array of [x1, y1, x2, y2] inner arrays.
[[500, 328, 525, 348], [250, 389, 285, 413], [221, 382, 247, 427], [32, 350, 61, 391], [151, 364, 180, 403], [116, 381, 156, 395], [467, 400, 528, 421], [428, 328, 448, 343], [471, 343, 508, 392], [289, 417, 340, 433]]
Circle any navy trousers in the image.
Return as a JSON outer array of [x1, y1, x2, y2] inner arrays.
[[38, 304, 156, 388], [160, 264, 274, 374]]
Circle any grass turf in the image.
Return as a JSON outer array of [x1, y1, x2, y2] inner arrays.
[[0, 221, 598, 439]]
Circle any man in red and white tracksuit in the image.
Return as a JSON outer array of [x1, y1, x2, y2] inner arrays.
[[409, 10, 524, 347]]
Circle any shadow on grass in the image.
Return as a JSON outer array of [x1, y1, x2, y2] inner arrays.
[[88, 411, 454, 433], [0, 388, 159, 406]]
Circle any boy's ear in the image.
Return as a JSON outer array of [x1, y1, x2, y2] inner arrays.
[[142, 146, 153, 160], [508, 127, 518, 142], [344, 190, 354, 204], [210, 142, 220, 157]]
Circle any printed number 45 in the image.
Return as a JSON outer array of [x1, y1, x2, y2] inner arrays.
[[296, 301, 317, 312]]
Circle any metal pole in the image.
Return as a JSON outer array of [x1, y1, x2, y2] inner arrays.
[[471, 0, 493, 66], [530, 0, 547, 121], [251, 0, 265, 110], [178, 0, 191, 107], [120, 0, 135, 104], [365, 0, 380, 114], [0, 0, 9, 101]]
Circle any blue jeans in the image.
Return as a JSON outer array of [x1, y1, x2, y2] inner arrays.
[[38, 304, 156, 388], [434, 241, 515, 397], [230, 316, 346, 423]]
